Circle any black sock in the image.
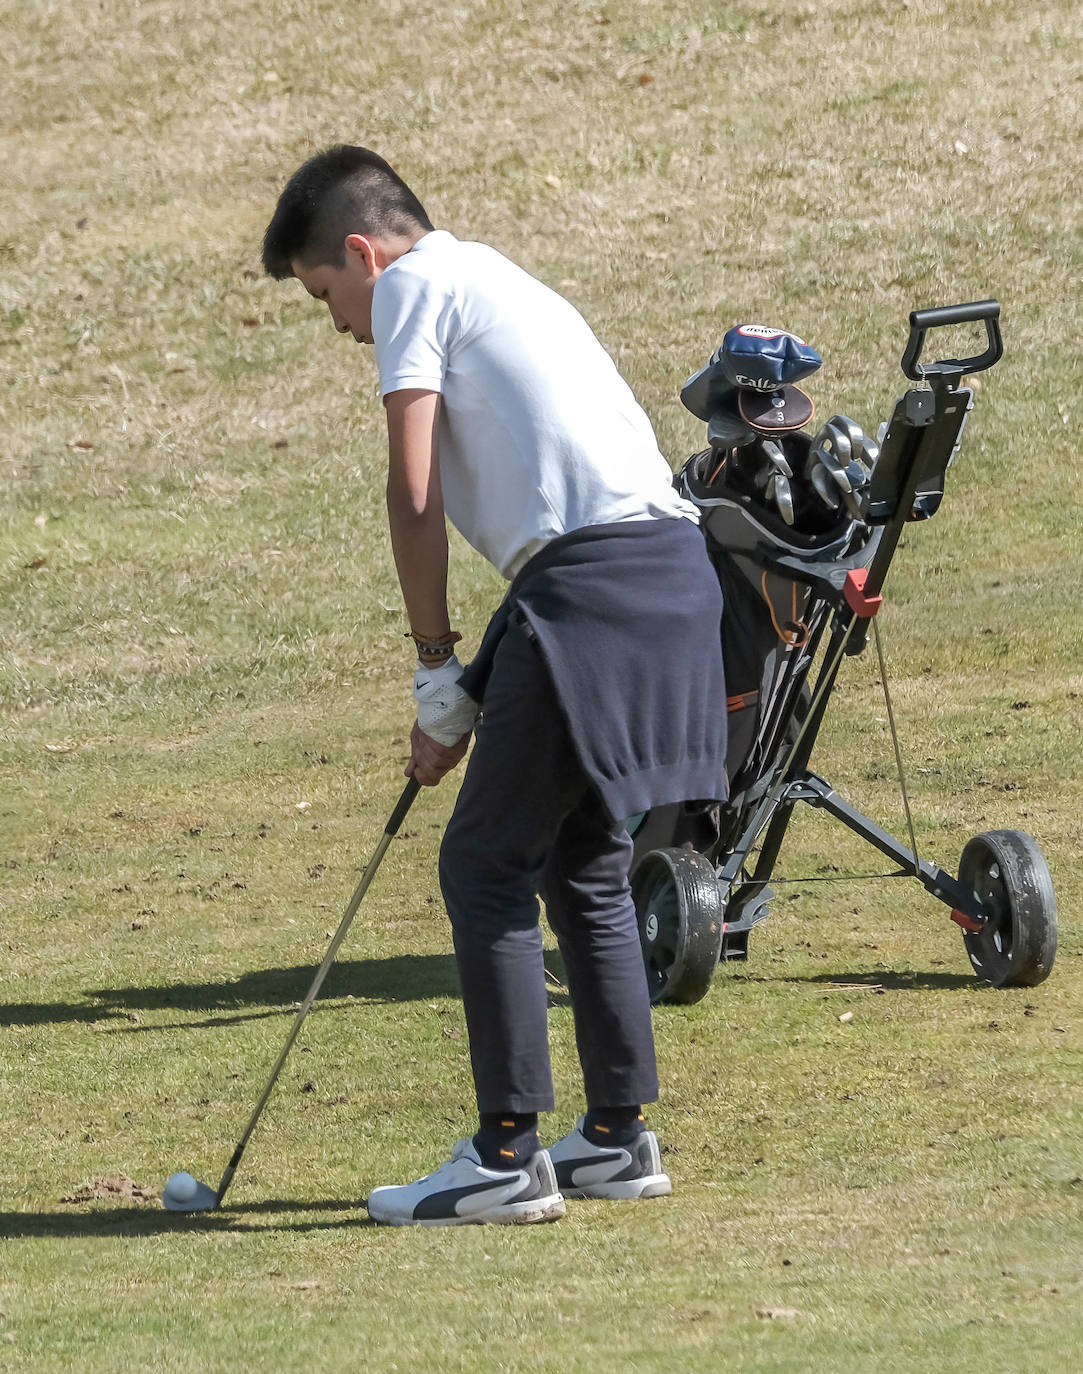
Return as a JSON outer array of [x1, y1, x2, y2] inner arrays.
[[583, 1106, 645, 1147], [473, 1112, 540, 1169]]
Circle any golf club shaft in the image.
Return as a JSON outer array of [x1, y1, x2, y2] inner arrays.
[[214, 777, 421, 1205]]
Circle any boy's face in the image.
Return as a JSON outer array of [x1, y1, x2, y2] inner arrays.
[[292, 235, 381, 344]]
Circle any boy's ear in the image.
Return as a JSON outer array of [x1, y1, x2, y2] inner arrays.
[[344, 233, 378, 273]]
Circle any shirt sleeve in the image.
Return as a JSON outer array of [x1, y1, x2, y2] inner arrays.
[[371, 263, 456, 398]]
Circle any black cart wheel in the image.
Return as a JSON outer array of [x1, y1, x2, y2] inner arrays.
[[632, 848, 726, 1005], [958, 830, 1057, 987]]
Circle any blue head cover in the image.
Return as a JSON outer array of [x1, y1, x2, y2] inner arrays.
[[717, 325, 822, 392]]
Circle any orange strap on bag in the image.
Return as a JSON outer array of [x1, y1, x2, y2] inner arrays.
[[761, 572, 809, 647]]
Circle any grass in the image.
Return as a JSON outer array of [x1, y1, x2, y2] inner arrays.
[[1, 0, 1082, 1369]]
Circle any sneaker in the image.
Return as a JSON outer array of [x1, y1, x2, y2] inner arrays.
[[548, 1117, 672, 1200], [366, 1138, 566, 1227]]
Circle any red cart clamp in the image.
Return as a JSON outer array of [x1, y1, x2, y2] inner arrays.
[[950, 908, 984, 934], [844, 568, 883, 618]]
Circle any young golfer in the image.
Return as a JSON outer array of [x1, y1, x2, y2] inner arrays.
[[263, 146, 727, 1225]]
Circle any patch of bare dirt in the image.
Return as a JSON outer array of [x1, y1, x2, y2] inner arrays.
[[60, 1175, 158, 1204]]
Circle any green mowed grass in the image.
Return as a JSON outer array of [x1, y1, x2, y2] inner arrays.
[[2, 0, 1081, 1369]]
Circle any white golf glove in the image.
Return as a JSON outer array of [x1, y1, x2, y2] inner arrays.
[[413, 653, 479, 746]]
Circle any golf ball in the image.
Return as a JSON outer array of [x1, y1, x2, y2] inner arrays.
[[165, 1170, 198, 1203]]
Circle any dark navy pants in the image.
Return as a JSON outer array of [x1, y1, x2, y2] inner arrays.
[[438, 617, 659, 1115]]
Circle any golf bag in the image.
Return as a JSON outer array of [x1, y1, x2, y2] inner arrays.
[[689, 440, 864, 794]]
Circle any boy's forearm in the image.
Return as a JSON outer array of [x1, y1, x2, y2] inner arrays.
[[387, 497, 451, 638], [384, 389, 451, 640]]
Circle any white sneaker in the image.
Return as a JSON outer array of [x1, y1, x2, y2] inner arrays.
[[548, 1118, 672, 1200], [366, 1138, 566, 1227]]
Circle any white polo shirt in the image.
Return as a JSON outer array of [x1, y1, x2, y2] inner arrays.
[[371, 230, 697, 579]]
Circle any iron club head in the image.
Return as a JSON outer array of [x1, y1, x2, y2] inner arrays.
[[833, 416, 866, 455], [831, 421, 858, 464], [815, 445, 853, 492], [767, 472, 795, 525], [841, 485, 866, 521], [809, 462, 841, 509], [162, 1171, 219, 1212], [760, 439, 793, 478]]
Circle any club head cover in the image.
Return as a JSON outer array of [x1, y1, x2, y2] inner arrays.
[[737, 384, 814, 434], [717, 325, 823, 391], [682, 325, 822, 437]]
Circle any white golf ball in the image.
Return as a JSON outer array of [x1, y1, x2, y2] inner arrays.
[[165, 1170, 198, 1203]]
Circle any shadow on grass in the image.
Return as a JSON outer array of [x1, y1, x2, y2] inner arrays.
[[1, 953, 570, 1030], [781, 969, 981, 991], [0, 1198, 380, 1239], [0, 955, 463, 1030]]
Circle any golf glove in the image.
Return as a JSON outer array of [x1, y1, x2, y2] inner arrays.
[[413, 654, 479, 746]]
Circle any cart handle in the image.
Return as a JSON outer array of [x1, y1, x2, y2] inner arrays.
[[901, 299, 1003, 382]]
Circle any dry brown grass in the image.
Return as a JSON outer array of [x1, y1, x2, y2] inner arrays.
[[1, 3, 1081, 1371]]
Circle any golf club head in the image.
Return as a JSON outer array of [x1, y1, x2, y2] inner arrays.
[[161, 1175, 219, 1212], [842, 458, 873, 516], [818, 446, 853, 492], [767, 472, 795, 525], [824, 415, 881, 469], [760, 439, 793, 479], [808, 415, 878, 518], [833, 416, 867, 455], [809, 462, 841, 510], [862, 436, 880, 466], [826, 424, 853, 466]]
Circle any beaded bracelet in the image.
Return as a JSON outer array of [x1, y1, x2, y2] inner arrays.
[[406, 629, 462, 659]]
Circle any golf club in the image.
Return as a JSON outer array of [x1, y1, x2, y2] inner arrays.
[[833, 415, 866, 455], [761, 439, 793, 479], [825, 419, 853, 466], [815, 441, 853, 490], [162, 776, 422, 1212], [767, 471, 795, 525], [809, 461, 840, 510]]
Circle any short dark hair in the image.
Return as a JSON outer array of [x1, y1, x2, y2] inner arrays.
[[261, 145, 434, 279]]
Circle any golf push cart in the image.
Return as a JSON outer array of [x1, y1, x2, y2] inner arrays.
[[630, 301, 1058, 1004]]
